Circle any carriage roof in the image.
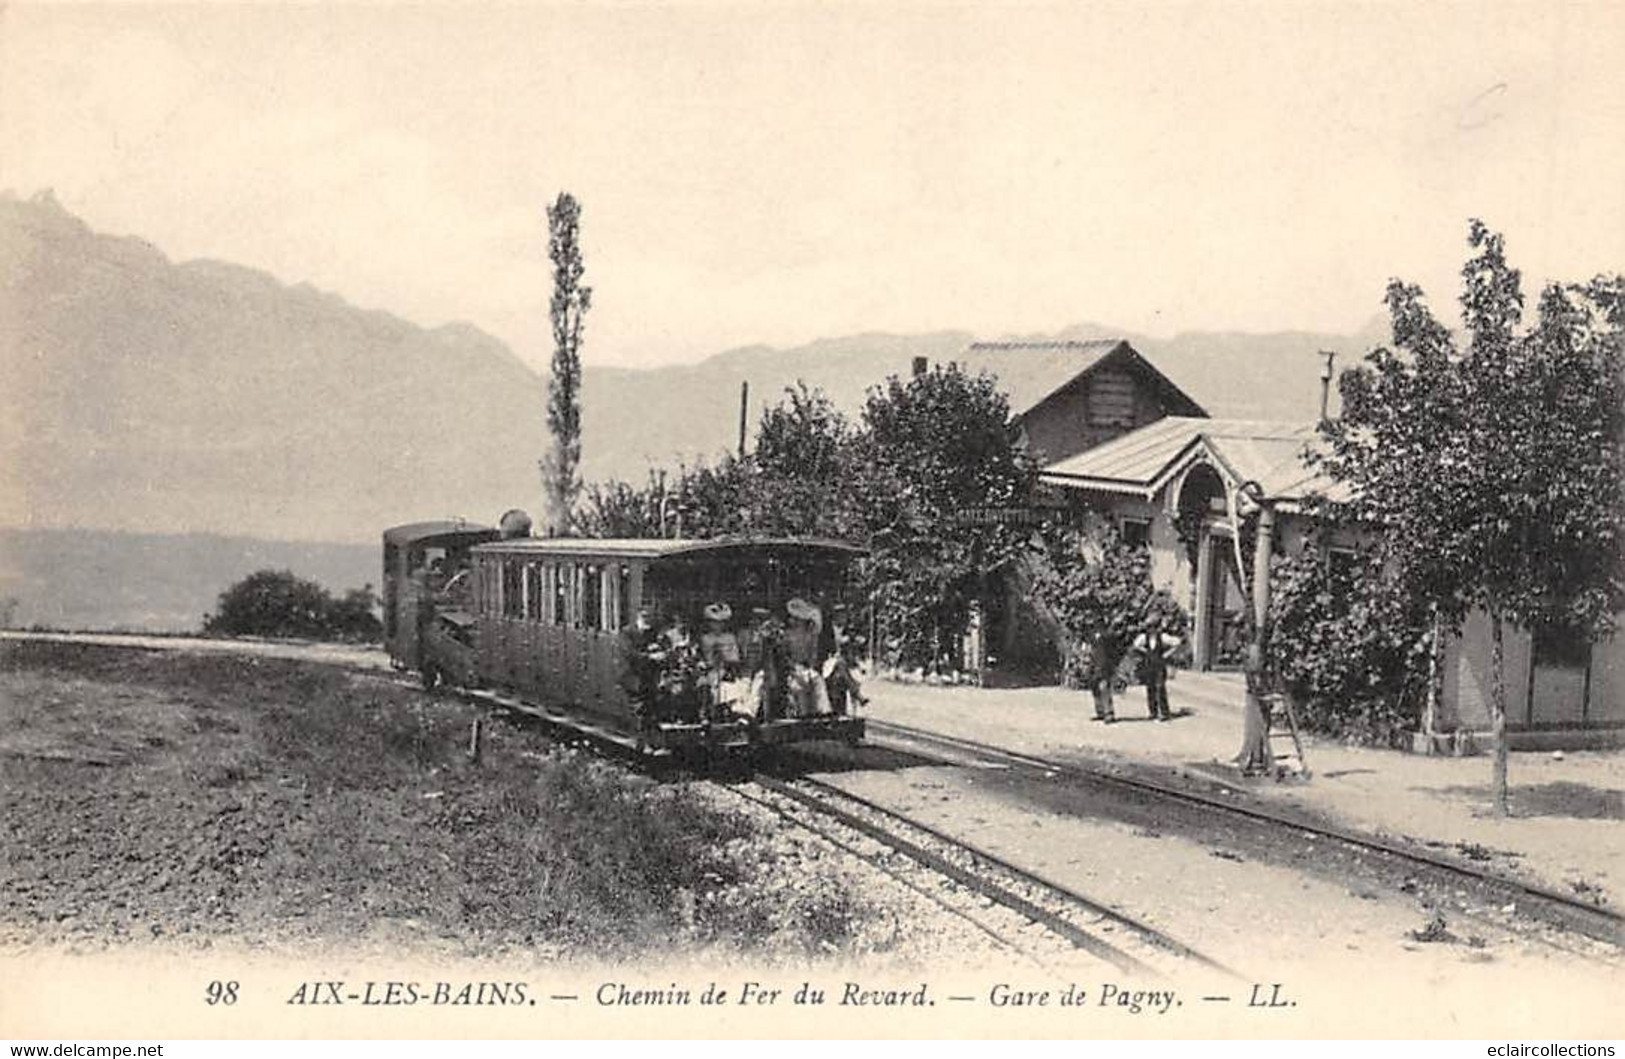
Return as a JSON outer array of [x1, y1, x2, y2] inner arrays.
[[470, 536, 866, 562], [382, 521, 499, 546]]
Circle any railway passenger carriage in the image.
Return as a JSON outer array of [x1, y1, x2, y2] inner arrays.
[[383, 520, 868, 755]]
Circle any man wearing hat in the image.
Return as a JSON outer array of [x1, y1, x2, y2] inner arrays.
[[823, 608, 869, 715], [784, 598, 830, 717], [748, 606, 788, 721], [618, 606, 664, 719], [1132, 616, 1180, 721]]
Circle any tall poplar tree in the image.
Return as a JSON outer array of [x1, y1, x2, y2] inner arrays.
[[542, 192, 591, 536]]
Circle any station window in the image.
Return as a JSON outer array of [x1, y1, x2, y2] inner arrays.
[[1327, 547, 1359, 587], [1534, 622, 1592, 670], [1120, 517, 1152, 548]]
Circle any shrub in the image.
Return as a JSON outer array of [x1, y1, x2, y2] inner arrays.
[[1266, 542, 1433, 743], [1030, 525, 1187, 690], [203, 570, 382, 642]]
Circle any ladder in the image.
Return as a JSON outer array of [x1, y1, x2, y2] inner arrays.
[[1263, 692, 1311, 780]]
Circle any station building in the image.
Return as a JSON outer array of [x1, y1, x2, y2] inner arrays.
[[936, 341, 1622, 751], [1033, 413, 1624, 752]]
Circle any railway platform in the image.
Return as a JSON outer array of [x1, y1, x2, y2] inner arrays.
[[859, 670, 1624, 911]]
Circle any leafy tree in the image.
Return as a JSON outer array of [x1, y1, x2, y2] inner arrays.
[[579, 472, 667, 539], [541, 192, 592, 537], [853, 365, 1038, 671], [670, 456, 757, 538], [1318, 222, 1624, 811], [574, 369, 1047, 676], [202, 570, 380, 642], [326, 585, 384, 642], [747, 383, 857, 538], [1029, 526, 1186, 715], [576, 383, 856, 541]]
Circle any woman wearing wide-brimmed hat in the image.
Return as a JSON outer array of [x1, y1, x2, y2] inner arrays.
[[700, 601, 746, 720]]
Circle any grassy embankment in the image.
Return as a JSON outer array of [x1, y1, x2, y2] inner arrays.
[[0, 642, 879, 959]]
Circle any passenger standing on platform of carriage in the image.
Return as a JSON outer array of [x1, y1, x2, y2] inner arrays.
[[700, 602, 744, 719], [658, 614, 703, 722], [823, 608, 869, 715], [618, 606, 664, 719], [784, 598, 830, 717], [750, 608, 788, 721]]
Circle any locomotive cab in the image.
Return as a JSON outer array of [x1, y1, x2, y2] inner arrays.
[[382, 520, 500, 683]]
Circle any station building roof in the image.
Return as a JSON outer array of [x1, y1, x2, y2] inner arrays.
[[1040, 416, 1350, 505], [949, 339, 1205, 423]]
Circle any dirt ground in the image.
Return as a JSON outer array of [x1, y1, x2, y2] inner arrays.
[[0, 641, 1005, 967], [866, 670, 1625, 905]]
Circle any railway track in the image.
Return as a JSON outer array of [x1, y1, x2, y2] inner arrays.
[[863, 718, 1625, 953], [11, 634, 1618, 959], [443, 683, 1232, 976], [726, 772, 1239, 980]]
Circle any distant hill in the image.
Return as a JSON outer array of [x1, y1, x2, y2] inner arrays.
[[0, 527, 375, 632], [1, 189, 1389, 549]]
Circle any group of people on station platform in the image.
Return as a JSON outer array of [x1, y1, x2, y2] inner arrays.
[[1077, 616, 1184, 725], [620, 596, 869, 725]]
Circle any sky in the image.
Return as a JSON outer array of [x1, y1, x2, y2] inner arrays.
[[2, 3, 1621, 372]]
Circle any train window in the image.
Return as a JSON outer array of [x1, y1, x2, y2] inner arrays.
[[502, 560, 523, 618], [616, 564, 632, 629], [581, 563, 603, 630], [383, 544, 399, 638], [571, 563, 587, 628], [524, 564, 542, 621], [600, 565, 616, 630], [553, 563, 569, 626]]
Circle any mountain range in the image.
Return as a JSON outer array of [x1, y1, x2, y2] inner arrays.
[[1, 189, 1389, 552]]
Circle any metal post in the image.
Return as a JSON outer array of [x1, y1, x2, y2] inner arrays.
[[1251, 503, 1275, 633]]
